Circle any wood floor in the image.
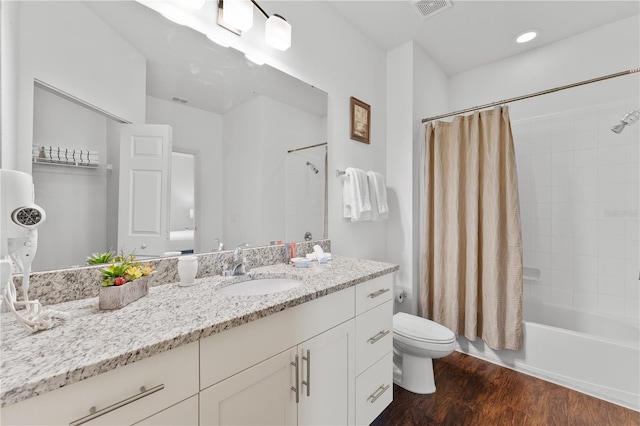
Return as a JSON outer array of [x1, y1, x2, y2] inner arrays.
[[371, 352, 640, 426]]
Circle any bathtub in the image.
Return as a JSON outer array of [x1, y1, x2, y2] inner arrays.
[[456, 301, 640, 411]]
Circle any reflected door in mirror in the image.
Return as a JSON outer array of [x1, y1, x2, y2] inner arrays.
[[118, 124, 172, 257]]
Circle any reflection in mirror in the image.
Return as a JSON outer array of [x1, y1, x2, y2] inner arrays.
[[21, 1, 328, 272], [170, 151, 196, 254]]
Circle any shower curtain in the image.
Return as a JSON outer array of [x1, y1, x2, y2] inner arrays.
[[420, 106, 523, 350]]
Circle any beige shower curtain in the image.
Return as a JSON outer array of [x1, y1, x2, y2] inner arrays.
[[420, 106, 523, 350]]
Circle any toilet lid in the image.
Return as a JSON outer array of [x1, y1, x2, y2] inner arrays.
[[393, 312, 455, 343]]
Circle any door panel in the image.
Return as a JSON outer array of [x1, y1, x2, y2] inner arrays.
[[200, 348, 297, 426], [118, 124, 172, 257], [298, 320, 355, 426]]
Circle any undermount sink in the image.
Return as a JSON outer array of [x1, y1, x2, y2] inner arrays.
[[217, 278, 302, 296]]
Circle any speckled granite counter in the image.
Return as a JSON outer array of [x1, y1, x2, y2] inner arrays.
[[0, 256, 398, 408]]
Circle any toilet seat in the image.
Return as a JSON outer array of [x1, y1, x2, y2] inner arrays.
[[393, 312, 455, 344]]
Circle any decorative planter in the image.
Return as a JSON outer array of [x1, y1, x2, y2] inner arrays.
[[99, 275, 149, 310]]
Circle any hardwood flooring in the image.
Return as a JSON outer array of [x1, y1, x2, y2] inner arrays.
[[371, 352, 640, 426]]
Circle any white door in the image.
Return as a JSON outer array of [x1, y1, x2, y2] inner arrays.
[[199, 347, 298, 426], [118, 124, 172, 257], [298, 320, 355, 426]]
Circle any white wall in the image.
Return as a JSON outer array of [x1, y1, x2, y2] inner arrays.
[[386, 42, 448, 314], [223, 96, 325, 248], [11, 1, 146, 173], [286, 146, 326, 243], [170, 152, 195, 232], [1, 1, 19, 169], [449, 16, 640, 321], [146, 95, 223, 254], [208, 1, 388, 260], [31, 87, 110, 271]]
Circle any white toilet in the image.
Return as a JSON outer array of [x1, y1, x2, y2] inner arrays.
[[392, 312, 457, 394]]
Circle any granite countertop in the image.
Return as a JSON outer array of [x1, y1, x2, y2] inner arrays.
[[0, 256, 398, 408]]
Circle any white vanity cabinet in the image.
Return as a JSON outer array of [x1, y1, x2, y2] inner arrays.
[[1, 341, 199, 426], [1, 270, 396, 426], [199, 288, 356, 426], [354, 274, 394, 426], [200, 320, 354, 426]]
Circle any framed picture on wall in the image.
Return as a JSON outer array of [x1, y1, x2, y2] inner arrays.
[[350, 97, 370, 144]]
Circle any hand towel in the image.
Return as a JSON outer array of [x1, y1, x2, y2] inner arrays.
[[366, 171, 389, 220], [342, 167, 371, 222]]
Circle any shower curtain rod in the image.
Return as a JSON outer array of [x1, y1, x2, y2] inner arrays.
[[287, 142, 327, 154], [421, 68, 640, 123]]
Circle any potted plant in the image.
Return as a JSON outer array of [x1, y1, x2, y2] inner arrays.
[[98, 253, 154, 310], [86, 251, 114, 265]]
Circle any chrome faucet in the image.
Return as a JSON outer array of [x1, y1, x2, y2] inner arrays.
[[230, 243, 249, 275], [213, 238, 225, 252]]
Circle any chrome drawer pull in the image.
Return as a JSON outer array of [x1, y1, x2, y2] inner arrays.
[[291, 354, 300, 403], [367, 384, 390, 404], [302, 349, 311, 397], [69, 384, 164, 426], [367, 288, 390, 299], [367, 330, 390, 344]]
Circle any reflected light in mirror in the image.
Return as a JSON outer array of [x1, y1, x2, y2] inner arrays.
[[265, 14, 292, 51], [223, 0, 254, 32]]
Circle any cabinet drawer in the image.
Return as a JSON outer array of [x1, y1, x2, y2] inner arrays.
[[355, 352, 393, 426], [355, 300, 392, 376], [1, 341, 199, 426], [135, 395, 198, 426], [355, 274, 393, 315]]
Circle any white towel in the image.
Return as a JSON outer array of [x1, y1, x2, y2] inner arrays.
[[366, 171, 389, 221], [342, 167, 371, 222]]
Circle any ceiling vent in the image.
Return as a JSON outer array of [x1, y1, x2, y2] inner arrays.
[[411, 0, 453, 19], [171, 96, 189, 104]]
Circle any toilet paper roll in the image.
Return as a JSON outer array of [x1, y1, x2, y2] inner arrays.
[[396, 290, 407, 303]]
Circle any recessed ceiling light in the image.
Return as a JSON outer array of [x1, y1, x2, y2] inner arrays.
[[515, 29, 539, 44]]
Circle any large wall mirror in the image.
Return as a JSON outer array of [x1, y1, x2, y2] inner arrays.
[[16, 1, 328, 272]]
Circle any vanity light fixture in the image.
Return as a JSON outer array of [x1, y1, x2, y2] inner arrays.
[[515, 29, 539, 44], [222, 0, 253, 32], [218, 0, 292, 51]]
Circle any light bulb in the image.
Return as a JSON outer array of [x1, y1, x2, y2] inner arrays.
[[223, 0, 253, 32], [265, 14, 291, 51]]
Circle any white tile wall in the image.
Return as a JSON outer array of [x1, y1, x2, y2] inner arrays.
[[513, 99, 639, 321]]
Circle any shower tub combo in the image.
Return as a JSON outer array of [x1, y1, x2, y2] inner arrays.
[[456, 301, 640, 411]]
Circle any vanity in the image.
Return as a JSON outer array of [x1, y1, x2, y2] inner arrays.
[[0, 255, 397, 425]]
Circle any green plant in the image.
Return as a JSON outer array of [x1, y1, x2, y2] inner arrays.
[[99, 250, 154, 287], [86, 251, 114, 265]]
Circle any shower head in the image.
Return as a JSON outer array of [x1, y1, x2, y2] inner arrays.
[[611, 110, 640, 134], [306, 161, 319, 174]]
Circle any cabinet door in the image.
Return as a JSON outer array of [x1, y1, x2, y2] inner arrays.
[[200, 347, 298, 426], [298, 320, 355, 426]]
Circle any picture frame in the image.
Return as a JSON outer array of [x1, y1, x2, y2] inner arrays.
[[350, 97, 370, 144]]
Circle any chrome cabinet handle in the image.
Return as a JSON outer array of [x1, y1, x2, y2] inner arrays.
[[302, 349, 311, 397], [367, 384, 390, 404], [367, 288, 390, 298], [69, 384, 164, 426], [291, 354, 300, 403], [367, 330, 390, 344]]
